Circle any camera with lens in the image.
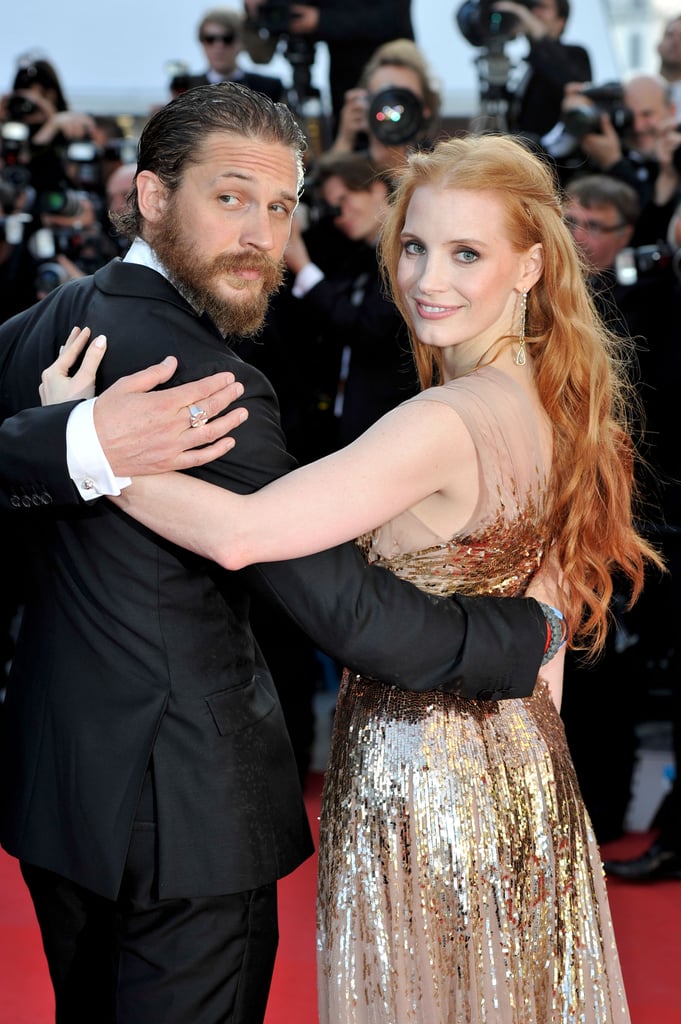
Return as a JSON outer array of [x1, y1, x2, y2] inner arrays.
[[562, 83, 633, 140], [0, 174, 33, 245], [38, 188, 87, 221], [614, 243, 675, 287], [28, 221, 113, 295], [248, 0, 291, 36], [367, 87, 426, 147], [244, 0, 317, 114], [5, 92, 42, 124], [1, 120, 30, 168], [63, 138, 104, 190], [456, 0, 541, 49]]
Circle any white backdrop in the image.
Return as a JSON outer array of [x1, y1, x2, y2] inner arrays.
[[2, 1, 619, 116]]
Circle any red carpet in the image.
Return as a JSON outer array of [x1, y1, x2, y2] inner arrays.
[[1, 773, 680, 1024]]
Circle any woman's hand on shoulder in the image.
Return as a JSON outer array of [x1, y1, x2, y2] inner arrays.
[[40, 326, 106, 405]]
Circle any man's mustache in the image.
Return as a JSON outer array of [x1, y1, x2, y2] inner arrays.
[[212, 251, 285, 290]]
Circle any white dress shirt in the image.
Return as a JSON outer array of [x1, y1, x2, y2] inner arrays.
[[66, 238, 169, 499]]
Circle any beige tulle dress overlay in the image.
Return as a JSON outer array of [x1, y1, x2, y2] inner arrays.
[[317, 367, 630, 1024]]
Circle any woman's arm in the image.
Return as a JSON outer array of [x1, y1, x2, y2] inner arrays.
[[113, 396, 479, 569]]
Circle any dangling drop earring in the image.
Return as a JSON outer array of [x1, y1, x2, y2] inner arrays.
[[515, 290, 528, 366]]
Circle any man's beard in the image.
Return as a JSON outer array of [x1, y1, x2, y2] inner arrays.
[[147, 205, 285, 337]]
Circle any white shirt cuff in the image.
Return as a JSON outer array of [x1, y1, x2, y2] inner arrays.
[[291, 262, 325, 298], [66, 398, 132, 500]]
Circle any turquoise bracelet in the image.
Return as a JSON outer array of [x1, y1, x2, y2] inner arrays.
[[538, 602, 566, 665]]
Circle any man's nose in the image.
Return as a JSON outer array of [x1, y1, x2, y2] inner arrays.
[[240, 208, 275, 250]]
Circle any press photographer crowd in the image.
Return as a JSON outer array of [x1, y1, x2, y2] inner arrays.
[[1, 0, 681, 884]]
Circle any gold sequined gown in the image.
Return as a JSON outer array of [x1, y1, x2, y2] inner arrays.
[[317, 368, 630, 1024]]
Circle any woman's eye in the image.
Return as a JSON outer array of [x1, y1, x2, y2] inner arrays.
[[404, 240, 424, 256], [457, 248, 479, 263]]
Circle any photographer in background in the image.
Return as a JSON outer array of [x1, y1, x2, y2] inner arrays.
[[1, 57, 99, 197], [0, 56, 120, 308], [283, 152, 418, 451], [245, 0, 414, 131], [0, 175, 36, 322], [456, 0, 591, 139], [327, 38, 441, 180], [560, 73, 681, 246], [170, 7, 284, 101]]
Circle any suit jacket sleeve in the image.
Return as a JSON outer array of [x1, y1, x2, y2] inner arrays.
[[0, 403, 82, 512], [245, 555, 547, 699]]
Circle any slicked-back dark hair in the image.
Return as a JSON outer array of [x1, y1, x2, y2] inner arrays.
[[112, 81, 307, 240]]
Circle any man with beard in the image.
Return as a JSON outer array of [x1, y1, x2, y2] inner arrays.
[[0, 83, 552, 1024]]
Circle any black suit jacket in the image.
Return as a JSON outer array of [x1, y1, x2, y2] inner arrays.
[[174, 70, 285, 103], [0, 260, 546, 901], [512, 38, 592, 139], [296, 240, 418, 446]]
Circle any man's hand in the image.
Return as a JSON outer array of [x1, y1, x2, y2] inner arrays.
[[40, 325, 249, 476], [492, 1, 547, 40], [289, 4, 320, 33], [562, 84, 623, 169], [330, 88, 370, 154], [579, 114, 624, 170], [94, 360, 249, 477], [284, 208, 312, 275]]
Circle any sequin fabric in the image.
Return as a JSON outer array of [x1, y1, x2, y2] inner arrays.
[[317, 369, 630, 1024]]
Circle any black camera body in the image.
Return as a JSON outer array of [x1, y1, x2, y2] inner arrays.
[[1, 120, 30, 168], [562, 83, 634, 140], [614, 244, 675, 287], [244, 0, 317, 111], [5, 92, 42, 124], [456, 0, 540, 49], [368, 87, 426, 147], [28, 222, 112, 294], [249, 0, 292, 36], [38, 188, 87, 220]]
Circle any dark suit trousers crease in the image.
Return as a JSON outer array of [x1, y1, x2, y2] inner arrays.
[[20, 770, 279, 1024]]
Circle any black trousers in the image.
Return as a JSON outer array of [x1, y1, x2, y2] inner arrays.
[[20, 774, 279, 1024]]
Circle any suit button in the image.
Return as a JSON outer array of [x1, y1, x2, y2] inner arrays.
[[40, 493, 52, 505], [10, 495, 21, 508], [32, 495, 42, 506], [21, 495, 32, 508]]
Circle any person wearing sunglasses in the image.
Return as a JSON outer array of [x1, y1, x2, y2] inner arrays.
[[170, 7, 285, 102]]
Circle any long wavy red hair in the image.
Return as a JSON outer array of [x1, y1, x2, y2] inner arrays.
[[379, 133, 662, 654]]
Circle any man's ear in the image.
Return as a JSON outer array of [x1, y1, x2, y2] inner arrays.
[[136, 170, 169, 223]]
